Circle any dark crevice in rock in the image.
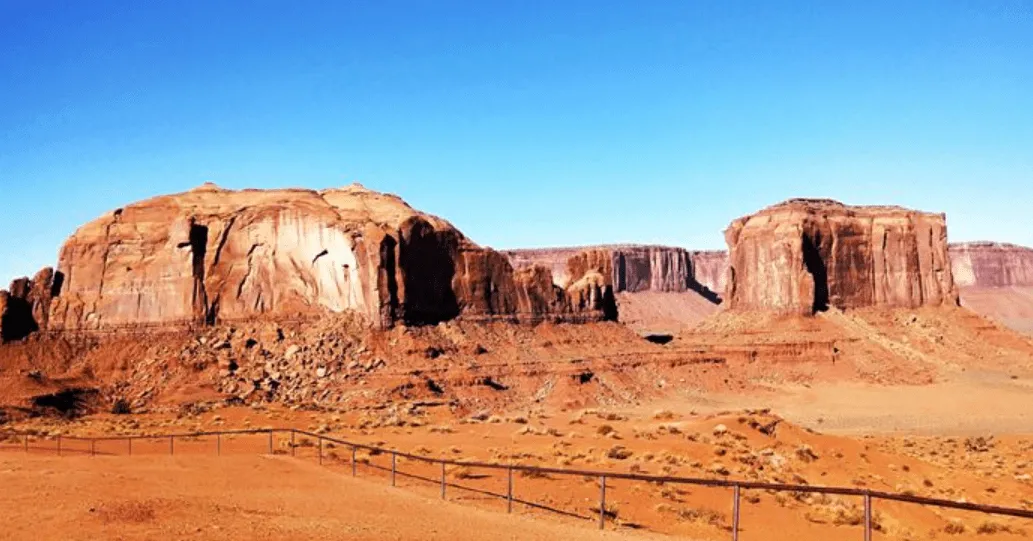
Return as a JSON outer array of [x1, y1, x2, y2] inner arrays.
[[802, 233, 829, 313], [189, 222, 210, 324]]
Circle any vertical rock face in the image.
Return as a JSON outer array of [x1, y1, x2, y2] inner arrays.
[[0, 268, 60, 342], [689, 250, 728, 302], [725, 199, 958, 314], [949, 242, 1033, 287], [505, 244, 724, 301], [22, 183, 613, 335]]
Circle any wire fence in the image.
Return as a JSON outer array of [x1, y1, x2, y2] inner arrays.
[[2, 427, 1031, 540]]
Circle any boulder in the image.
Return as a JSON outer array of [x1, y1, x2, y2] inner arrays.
[[725, 199, 959, 314], [41, 183, 615, 332]]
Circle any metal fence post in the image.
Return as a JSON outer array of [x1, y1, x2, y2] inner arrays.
[[90, 439, 96, 457], [24, 433, 28, 453], [216, 433, 221, 456], [391, 452, 397, 487], [169, 436, 174, 455], [351, 446, 357, 476], [440, 461, 446, 499], [128, 437, 132, 456], [864, 492, 872, 541], [507, 466, 514, 513], [57, 435, 61, 456], [290, 430, 296, 457], [732, 484, 741, 541], [598, 475, 607, 530], [318, 437, 323, 465], [268, 431, 273, 454]]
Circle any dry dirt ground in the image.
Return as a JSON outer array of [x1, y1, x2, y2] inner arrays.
[[4, 305, 1033, 540], [960, 286, 1033, 336], [4, 398, 1032, 541], [0, 454, 680, 541]]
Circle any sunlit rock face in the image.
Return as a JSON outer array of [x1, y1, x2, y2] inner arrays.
[[505, 245, 725, 302], [725, 199, 958, 315], [43, 183, 615, 332], [950, 242, 1033, 287]]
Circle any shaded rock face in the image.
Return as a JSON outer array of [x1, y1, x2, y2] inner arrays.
[[725, 199, 958, 314], [38, 183, 614, 333], [689, 251, 728, 302], [950, 242, 1033, 287], [505, 245, 724, 303], [0, 268, 61, 342]]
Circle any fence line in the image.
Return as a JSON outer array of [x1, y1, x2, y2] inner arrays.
[[3, 427, 1032, 538]]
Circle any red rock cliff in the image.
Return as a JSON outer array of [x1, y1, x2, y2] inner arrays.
[[0, 269, 59, 342], [725, 199, 958, 314], [505, 244, 724, 301], [28, 183, 613, 334], [949, 242, 1033, 287]]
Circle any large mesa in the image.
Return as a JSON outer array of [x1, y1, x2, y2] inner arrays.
[[8, 183, 615, 337], [724, 199, 959, 314]]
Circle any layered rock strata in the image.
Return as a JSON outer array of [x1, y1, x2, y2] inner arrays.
[[950, 242, 1033, 287], [8, 183, 615, 336], [725, 199, 958, 314], [504, 245, 724, 302]]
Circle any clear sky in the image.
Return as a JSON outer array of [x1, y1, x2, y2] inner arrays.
[[1, 1, 1031, 285]]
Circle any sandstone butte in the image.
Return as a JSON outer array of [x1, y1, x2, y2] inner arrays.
[[504, 245, 726, 302], [949, 242, 1033, 288], [0, 183, 617, 341], [725, 198, 959, 314]]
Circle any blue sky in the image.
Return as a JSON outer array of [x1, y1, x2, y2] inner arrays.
[[1, 1, 1031, 284]]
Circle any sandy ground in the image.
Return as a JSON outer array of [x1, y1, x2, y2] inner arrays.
[[0, 453, 680, 541], [5, 392, 1032, 541], [960, 286, 1033, 336], [656, 371, 1033, 436], [4, 305, 1033, 539]]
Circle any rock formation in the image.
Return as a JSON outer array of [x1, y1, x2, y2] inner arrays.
[[14, 183, 613, 336], [0, 269, 60, 342], [725, 199, 958, 314], [504, 245, 724, 302], [688, 250, 728, 300], [950, 242, 1033, 287]]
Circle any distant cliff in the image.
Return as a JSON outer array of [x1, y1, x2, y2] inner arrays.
[[950, 242, 1033, 287], [504, 245, 725, 302]]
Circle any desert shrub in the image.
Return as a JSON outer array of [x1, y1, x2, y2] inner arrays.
[[676, 507, 726, 527], [943, 519, 966, 535]]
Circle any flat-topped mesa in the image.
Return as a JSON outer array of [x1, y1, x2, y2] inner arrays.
[[949, 242, 1033, 287], [35, 183, 615, 334], [504, 244, 725, 302], [725, 199, 959, 315]]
